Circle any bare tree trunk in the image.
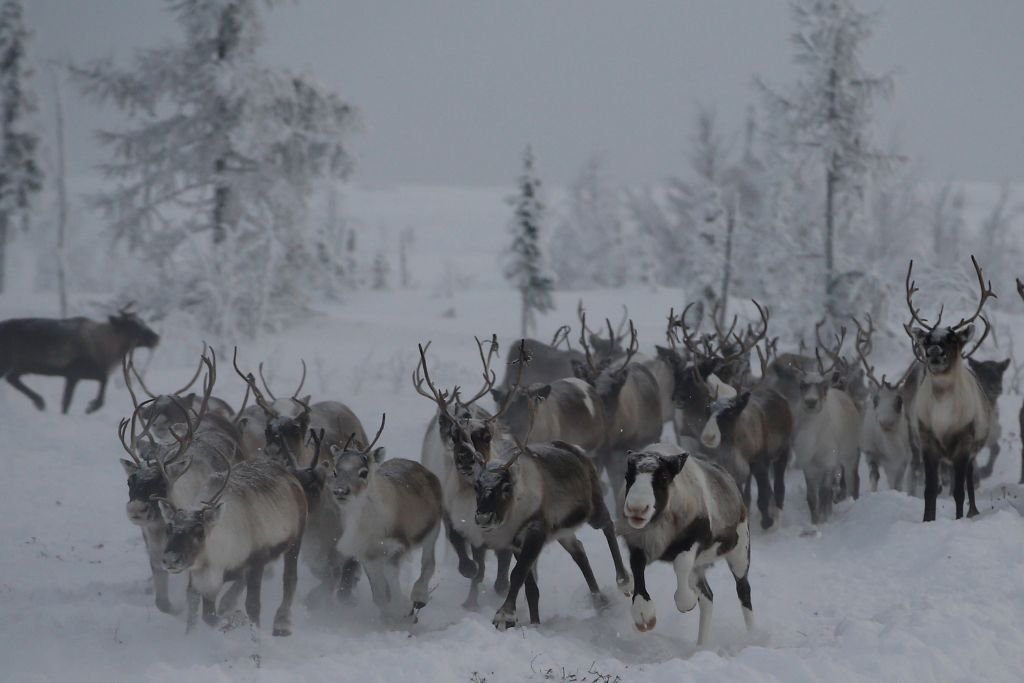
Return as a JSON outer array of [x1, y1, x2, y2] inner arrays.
[[52, 68, 69, 316], [520, 290, 529, 338], [0, 212, 7, 294], [825, 164, 836, 313], [719, 193, 736, 326]]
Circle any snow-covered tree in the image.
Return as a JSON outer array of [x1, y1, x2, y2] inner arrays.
[[504, 146, 555, 337], [550, 156, 625, 290], [72, 0, 355, 339], [759, 0, 892, 313], [372, 249, 391, 291], [0, 0, 43, 293]]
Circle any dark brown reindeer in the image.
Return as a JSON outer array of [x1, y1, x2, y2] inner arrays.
[[904, 255, 996, 521], [0, 304, 159, 413]]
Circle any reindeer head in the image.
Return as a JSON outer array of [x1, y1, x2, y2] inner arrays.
[[327, 415, 386, 505], [288, 429, 333, 510], [967, 357, 1010, 401], [622, 449, 688, 529], [701, 391, 751, 449], [110, 305, 160, 349], [156, 448, 232, 574], [473, 456, 518, 530], [797, 370, 830, 414], [904, 256, 995, 376]]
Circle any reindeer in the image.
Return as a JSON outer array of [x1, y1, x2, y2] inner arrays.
[[473, 438, 631, 630], [572, 317, 662, 498], [0, 305, 159, 413], [415, 338, 514, 608], [855, 336, 914, 493], [157, 451, 306, 642], [967, 357, 1010, 480], [619, 444, 754, 646], [903, 256, 996, 521], [232, 350, 367, 466], [327, 415, 444, 621], [791, 344, 862, 524], [117, 350, 247, 616]]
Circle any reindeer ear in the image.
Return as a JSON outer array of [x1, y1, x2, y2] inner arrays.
[[998, 358, 1010, 372], [912, 327, 929, 344], [735, 391, 751, 412], [531, 385, 552, 402], [299, 395, 312, 406], [156, 500, 175, 522], [655, 346, 676, 365], [314, 458, 333, 482], [203, 502, 224, 525], [371, 447, 386, 464], [956, 324, 975, 346], [329, 444, 342, 458], [120, 459, 139, 476]]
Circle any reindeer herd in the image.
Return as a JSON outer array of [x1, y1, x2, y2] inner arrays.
[[1, 257, 1023, 653]]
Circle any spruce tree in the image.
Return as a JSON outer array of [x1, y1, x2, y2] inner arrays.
[[504, 146, 554, 337], [0, 0, 43, 293]]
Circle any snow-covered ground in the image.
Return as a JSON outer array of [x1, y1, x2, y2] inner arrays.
[[2, 279, 1024, 683]]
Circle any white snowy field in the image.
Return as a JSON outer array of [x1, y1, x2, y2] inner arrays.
[[2, 282, 1024, 683]]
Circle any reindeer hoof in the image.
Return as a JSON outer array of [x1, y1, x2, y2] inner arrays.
[[967, 508, 980, 519], [33, 399, 46, 411], [155, 598, 181, 615], [272, 625, 291, 637], [591, 592, 610, 611], [674, 588, 698, 613], [85, 400, 101, 414], [458, 558, 478, 579], [631, 595, 657, 632], [492, 607, 517, 631]]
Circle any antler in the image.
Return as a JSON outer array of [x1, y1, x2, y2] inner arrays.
[[307, 428, 326, 468], [233, 347, 276, 416], [550, 324, 572, 350], [1017, 277, 1024, 303], [849, 314, 874, 358], [414, 342, 455, 422], [719, 300, 770, 365], [854, 332, 883, 391], [953, 255, 997, 331], [577, 309, 598, 372], [202, 444, 233, 509], [461, 334, 500, 406], [903, 259, 945, 351], [492, 339, 530, 421], [359, 413, 386, 455], [292, 359, 308, 399], [614, 320, 639, 373]]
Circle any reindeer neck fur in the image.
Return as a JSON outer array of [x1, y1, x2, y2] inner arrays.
[[915, 359, 990, 445]]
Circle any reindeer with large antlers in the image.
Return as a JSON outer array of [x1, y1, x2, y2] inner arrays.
[[416, 337, 514, 608], [572, 317, 662, 500], [118, 349, 246, 616], [904, 255, 996, 521], [156, 444, 307, 646]]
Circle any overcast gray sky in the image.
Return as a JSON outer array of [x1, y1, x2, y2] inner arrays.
[[25, 0, 1024, 187]]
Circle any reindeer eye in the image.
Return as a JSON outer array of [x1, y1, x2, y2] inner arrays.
[[358, 469, 368, 480]]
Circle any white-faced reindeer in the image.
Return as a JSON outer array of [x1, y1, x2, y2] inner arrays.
[[327, 414, 444, 621], [572, 315, 662, 499], [416, 338, 513, 608], [855, 336, 914, 492], [904, 255, 996, 521], [156, 451, 307, 640], [618, 444, 754, 647]]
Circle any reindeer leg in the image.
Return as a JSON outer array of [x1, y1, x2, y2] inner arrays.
[[463, 544, 486, 610], [185, 575, 200, 633], [726, 517, 754, 631], [952, 459, 967, 520], [695, 573, 714, 647], [966, 461, 980, 518], [272, 543, 299, 636], [524, 568, 541, 625], [923, 455, 939, 522], [868, 456, 880, 492], [151, 565, 178, 615], [628, 546, 656, 632], [245, 562, 265, 630], [446, 516, 477, 579], [804, 471, 820, 526], [672, 546, 700, 613], [336, 556, 361, 604], [7, 373, 45, 411], [772, 450, 787, 518], [493, 522, 545, 631], [557, 534, 606, 610], [86, 376, 108, 414], [494, 549, 512, 595], [752, 461, 774, 529], [61, 377, 79, 414], [412, 523, 440, 610]]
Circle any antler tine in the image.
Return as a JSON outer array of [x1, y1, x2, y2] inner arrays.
[[904, 259, 937, 333], [462, 334, 500, 406], [257, 362, 277, 401], [718, 299, 769, 364], [292, 359, 308, 399], [126, 351, 158, 400], [165, 397, 196, 469], [616, 305, 629, 341], [854, 335, 882, 390], [414, 343, 453, 419], [1017, 277, 1024, 302], [202, 445, 233, 509], [616, 320, 639, 373], [493, 339, 530, 420], [605, 318, 617, 351], [962, 315, 992, 359], [169, 341, 207, 397], [233, 347, 275, 416], [954, 254, 997, 331], [232, 382, 251, 423], [360, 413, 386, 455], [578, 310, 597, 371], [577, 299, 597, 337], [308, 428, 326, 468], [117, 418, 142, 465], [678, 302, 712, 363], [122, 350, 148, 409], [550, 324, 572, 350], [754, 342, 769, 378]]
